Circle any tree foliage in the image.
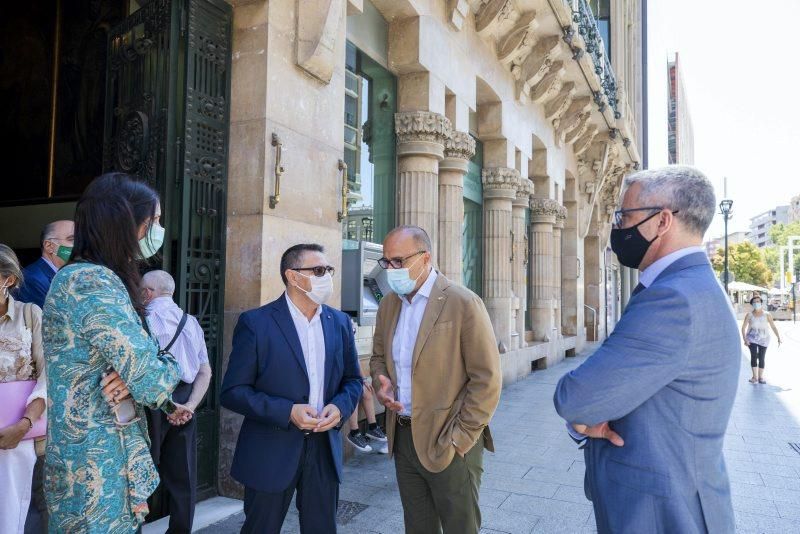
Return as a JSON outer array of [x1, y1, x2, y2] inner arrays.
[[712, 241, 772, 287], [769, 221, 800, 247], [766, 221, 800, 283]]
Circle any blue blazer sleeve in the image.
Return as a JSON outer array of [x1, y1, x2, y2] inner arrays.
[[554, 284, 692, 426], [15, 273, 50, 309], [328, 313, 362, 422], [220, 312, 294, 428]]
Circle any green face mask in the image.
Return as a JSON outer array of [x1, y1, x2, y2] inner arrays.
[[55, 245, 72, 263]]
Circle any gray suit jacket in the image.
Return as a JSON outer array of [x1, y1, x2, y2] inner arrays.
[[554, 252, 740, 534]]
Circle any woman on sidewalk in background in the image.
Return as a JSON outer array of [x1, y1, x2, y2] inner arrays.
[[43, 173, 182, 533], [742, 294, 782, 384]]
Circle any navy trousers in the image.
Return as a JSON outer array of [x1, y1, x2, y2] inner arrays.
[[241, 432, 339, 534]]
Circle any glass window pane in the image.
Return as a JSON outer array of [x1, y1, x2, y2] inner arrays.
[[342, 42, 396, 247]]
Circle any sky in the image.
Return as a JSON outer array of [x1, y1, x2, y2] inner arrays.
[[646, 0, 800, 240]]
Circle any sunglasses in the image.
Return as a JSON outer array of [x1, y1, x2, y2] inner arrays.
[[294, 265, 335, 277]]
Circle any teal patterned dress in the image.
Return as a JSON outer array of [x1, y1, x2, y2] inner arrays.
[[42, 263, 180, 533]]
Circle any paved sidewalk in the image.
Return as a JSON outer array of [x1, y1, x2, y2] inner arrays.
[[199, 321, 800, 533]]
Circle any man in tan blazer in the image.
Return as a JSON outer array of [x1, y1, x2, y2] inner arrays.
[[370, 225, 502, 534]]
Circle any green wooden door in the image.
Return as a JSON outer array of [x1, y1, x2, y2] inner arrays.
[[102, 0, 232, 504], [462, 138, 483, 296]]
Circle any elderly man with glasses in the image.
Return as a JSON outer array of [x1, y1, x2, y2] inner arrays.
[[370, 225, 501, 534], [554, 166, 740, 534], [221, 243, 362, 533]]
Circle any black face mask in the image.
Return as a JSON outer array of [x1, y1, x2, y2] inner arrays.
[[610, 211, 661, 269]]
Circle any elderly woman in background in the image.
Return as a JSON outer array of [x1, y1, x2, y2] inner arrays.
[[0, 244, 46, 534], [43, 173, 183, 533]]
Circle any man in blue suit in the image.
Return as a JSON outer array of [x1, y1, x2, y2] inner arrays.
[[554, 166, 740, 533], [15, 219, 73, 534], [15, 220, 74, 308], [221, 243, 362, 533]]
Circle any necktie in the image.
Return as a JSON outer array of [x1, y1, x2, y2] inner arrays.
[[632, 283, 645, 296]]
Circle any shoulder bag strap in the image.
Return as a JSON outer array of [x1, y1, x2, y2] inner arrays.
[[160, 312, 189, 355]]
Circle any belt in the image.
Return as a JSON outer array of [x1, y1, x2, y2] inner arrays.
[[396, 415, 412, 427]]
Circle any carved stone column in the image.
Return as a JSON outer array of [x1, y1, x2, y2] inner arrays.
[[512, 179, 532, 349], [482, 167, 521, 352], [395, 111, 452, 257], [529, 198, 560, 342], [553, 206, 567, 338], [438, 131, 475, 283]]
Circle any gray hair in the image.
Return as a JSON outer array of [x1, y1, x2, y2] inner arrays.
[[0, 244, 23, 289], [142, 270, 175, 297], [623, 165, 716, 236], [385, 225, 432, 253]]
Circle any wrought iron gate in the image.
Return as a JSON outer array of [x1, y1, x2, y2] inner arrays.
[[102, 0, 232, 501]]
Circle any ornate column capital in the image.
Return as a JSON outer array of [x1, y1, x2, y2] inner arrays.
[[513, 178, 533, 209], [530, 197, 561, 224], [444, 131, 476, 161], [554, 205, 567, 228], [395, 111, 452, 159], [482, 167, 521, 200]]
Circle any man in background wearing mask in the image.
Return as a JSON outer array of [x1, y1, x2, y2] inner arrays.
[[553, 166, 740, 533], [142, 270, 211, 534], [371, 226, 501, 534], [221, 243, 362, 533], [14, 219, 73, 534], [16, 220, 74, 308]]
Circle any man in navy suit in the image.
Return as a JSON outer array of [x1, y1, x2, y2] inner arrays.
[[15, 219, 73, 534], [16, 220, 74, 308], [221, 243, 362, 534]]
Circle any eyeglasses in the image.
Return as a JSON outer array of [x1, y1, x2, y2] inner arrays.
[[612, 207, 679, 228], [293, 265, 335, 277], [378, 250, 425, 270]]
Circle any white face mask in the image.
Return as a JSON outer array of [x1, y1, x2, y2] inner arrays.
[[293, 271, 334, 306], [386, 254, 425, 296], [753, 302, 762, 311]]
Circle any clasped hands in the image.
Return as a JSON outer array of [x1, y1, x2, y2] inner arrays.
[[290, 403, 341, 432], [100, 371, 194, 426]]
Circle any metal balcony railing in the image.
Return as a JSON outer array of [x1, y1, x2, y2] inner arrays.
[[567, 0, 619, 116]]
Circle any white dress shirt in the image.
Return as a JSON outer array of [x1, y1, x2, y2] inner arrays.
[[286, 294, 327, 414], [638, 246, 706, 288], [146, 296, 209, 383], [392, 269, 438, 416]]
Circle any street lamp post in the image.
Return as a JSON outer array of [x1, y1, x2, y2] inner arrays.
[[719, 199, 734, 295]]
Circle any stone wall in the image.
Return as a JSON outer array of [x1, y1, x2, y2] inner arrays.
[[217, 0, 644, 498]]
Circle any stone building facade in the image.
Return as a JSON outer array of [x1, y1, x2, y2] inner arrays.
[[0, 0, 644, 502], [220, 0, 645, 496]]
